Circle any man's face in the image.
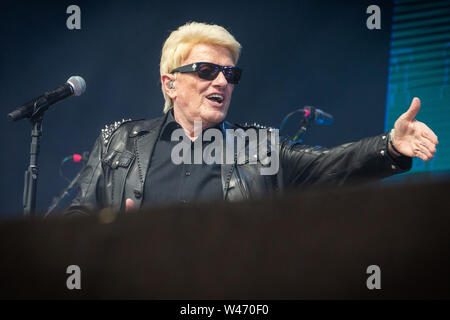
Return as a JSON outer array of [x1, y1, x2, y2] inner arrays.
[[172, 43, 235, 128]]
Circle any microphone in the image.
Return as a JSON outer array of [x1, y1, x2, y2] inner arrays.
[[7, 76, 86, 122], [63, 152, 90, 164], [45, 150, 90, 217], [299, 106, 334, 126], [282, 106, 334, 142]]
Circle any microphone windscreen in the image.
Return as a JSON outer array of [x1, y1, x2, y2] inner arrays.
[[67, 76, 86, 96]]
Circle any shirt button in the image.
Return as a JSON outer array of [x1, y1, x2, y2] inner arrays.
[[382, 135, 386, 140], [380, 150, 385, 156], [134, 189, 142, 199], [185, 171, 191, 176], [391, 164, 396, 170]]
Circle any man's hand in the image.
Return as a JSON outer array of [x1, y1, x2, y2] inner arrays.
[[391, 97, 438, 161]]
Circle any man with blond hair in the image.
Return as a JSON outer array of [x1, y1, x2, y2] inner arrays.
[[67, 22, 438, 215]]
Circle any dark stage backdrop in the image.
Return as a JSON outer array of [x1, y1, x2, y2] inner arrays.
[[0, 0, 394, 218]]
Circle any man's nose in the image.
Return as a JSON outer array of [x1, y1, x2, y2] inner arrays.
[[212, 71, 228, 87]]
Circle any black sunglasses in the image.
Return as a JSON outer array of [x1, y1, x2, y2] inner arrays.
[[170, 62, 242, 84]]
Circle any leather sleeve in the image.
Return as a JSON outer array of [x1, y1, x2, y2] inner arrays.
[[281, 133, 412, 188], [65, 136, 104, 217]]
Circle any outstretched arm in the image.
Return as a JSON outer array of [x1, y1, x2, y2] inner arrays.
[[281, 97, 438, 188]]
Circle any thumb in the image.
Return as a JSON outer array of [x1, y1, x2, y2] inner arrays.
[[403, 97, 421, 121], [125, 198, 135, 212]]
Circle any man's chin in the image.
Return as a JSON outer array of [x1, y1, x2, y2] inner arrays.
[[202, 109, 227, 125]]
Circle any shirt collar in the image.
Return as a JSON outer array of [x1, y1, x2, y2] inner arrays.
[[160, 109, 181, 141], [160, 109, 224, 141]]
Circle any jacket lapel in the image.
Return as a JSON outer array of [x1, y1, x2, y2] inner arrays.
[[221, 121, 237, 199], [124, 114, 167, 210]]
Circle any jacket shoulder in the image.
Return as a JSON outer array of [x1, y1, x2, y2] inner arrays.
[[101, 118, 135, 146], [235, 121, 276, 131], [100, 116, 165, 146]]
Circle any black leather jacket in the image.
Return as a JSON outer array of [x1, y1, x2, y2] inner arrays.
[[67, 113, 412, 215]]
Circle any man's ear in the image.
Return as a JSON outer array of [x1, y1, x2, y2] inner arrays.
[[161, 74, 176, 99]]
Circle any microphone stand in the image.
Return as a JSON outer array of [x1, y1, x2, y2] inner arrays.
[[22, 95, 53, 217], [23, 117, 42, 217], [44, 166, 85, 218], [292, 106, 316, 142]]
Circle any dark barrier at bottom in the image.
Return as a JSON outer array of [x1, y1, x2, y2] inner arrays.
[[0, 180, 449, 299]]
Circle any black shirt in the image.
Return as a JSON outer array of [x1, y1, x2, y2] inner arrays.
[[143, 110, 223, 207]]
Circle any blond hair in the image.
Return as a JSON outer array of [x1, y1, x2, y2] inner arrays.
[[160, 22, 242, 113]]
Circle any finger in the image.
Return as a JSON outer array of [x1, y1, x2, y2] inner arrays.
[[416, 143, 433, 160], [126, 198, 135, 212], [418, 145, 433, 160], [415, 150, 430, 161], [421, 134, 438, 147], [421, 127, 438, 145], [403, 97, 421, 121], [419, 138, 436, 154]]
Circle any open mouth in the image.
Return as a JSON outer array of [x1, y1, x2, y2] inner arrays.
[[206, 93, 224, 104]]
